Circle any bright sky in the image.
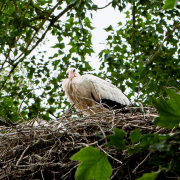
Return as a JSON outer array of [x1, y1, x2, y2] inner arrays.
[[90, 1, 128, 68]]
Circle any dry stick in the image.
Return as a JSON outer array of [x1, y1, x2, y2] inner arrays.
[[98, 145, 123, 164], [132, 151, 152, 174], [109, 168, 121, 180], [16, 144, 31, 166], [16, 162, 62, 168], [41, 170, 45, 180], [18, 90, 33, 121], [98, 125, 107, 143], [64, 103, 75, 117], [110, 111, 116, 130], [61, 163, 80, 179]]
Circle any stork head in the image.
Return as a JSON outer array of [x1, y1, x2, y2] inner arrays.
[[66, 67, 80, 80]]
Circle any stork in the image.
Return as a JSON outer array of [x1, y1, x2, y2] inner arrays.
[[62, 67, 132, 115]]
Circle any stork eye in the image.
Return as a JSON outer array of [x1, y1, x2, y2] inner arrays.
[[73, 69, 75, 72], [66, 73, 69, 76]]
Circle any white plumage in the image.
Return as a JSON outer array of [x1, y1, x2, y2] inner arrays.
[[62, 67, 132, 115]]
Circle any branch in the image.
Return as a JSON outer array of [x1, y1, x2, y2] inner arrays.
[[97, 1, 112, 10], [0, 0, 6, 13], [16, 144, 31, 166], [12, 0, 17, 12], [18, 90, 33, 121], [13, 0, 63, 63], [5, 0, 32, 62], [0, 1, 76, 90], [132, 152, 151, 173], [0, 61, 19, 91], [147, 22, 180, 63]]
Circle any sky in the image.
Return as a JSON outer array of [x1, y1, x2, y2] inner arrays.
[[89, 1, 128, 69]]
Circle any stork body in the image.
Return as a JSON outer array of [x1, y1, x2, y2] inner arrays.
[[62, 68, 132, 115]]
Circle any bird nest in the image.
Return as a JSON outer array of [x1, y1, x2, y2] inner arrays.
[[0, 106, 170, 179]]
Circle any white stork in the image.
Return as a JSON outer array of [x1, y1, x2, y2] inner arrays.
[[62, 67, 132, 115]]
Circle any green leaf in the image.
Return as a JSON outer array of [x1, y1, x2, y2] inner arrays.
[[137, 171, 159, 180], [149, 140, 172, 152], [71, 146, 112, 180], [104, 25, 113, 32], [84, 17, 91, 27], [130, 128, 141, 144], [163, 0, 178, 9], [152, 89, 180, 130], [149, 154, 161, 166], [140, 134, 170, 149], [128, 144, 141, 154], [51, 43, 65, 49], [106, 128, 126, 150]]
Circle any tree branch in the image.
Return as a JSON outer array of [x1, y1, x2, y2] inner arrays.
[[97, 2, 112, 10], [13, 0, 63, 63], [0, 1, 77, 90], [0, 0, 6, 13], [148, 22, 180, 63]]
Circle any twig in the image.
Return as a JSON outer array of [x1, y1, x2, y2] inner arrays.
[[110, 111, 116, 130], [18, 90, 33, 121], [98, 125, 107, 143], [148, 23, 180, 63], [97, 1, 112, 10], [64, 103, 75, 117], [16, 144, 31, 166], [98, 145, 122, 164], [61, 163, 80, 179], [41, 170, 45, 180], [132, 152, 152, 174]]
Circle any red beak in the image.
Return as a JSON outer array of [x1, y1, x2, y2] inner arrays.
[[68, 72, 75, 80]]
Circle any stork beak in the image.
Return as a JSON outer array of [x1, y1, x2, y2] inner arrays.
[[68, 72, 75, 80]]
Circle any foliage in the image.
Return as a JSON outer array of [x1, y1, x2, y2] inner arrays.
[[71, 146, 112, 180], [106, 128, 126, 150], [136, 171, 159, 180], [163, 0, 179, 9], [98, 0, 180, 105], [0, 0, 95, 121], [153, 88, 180, 129]]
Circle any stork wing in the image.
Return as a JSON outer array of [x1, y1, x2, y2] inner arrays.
[[83, 75, 131, 108]]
